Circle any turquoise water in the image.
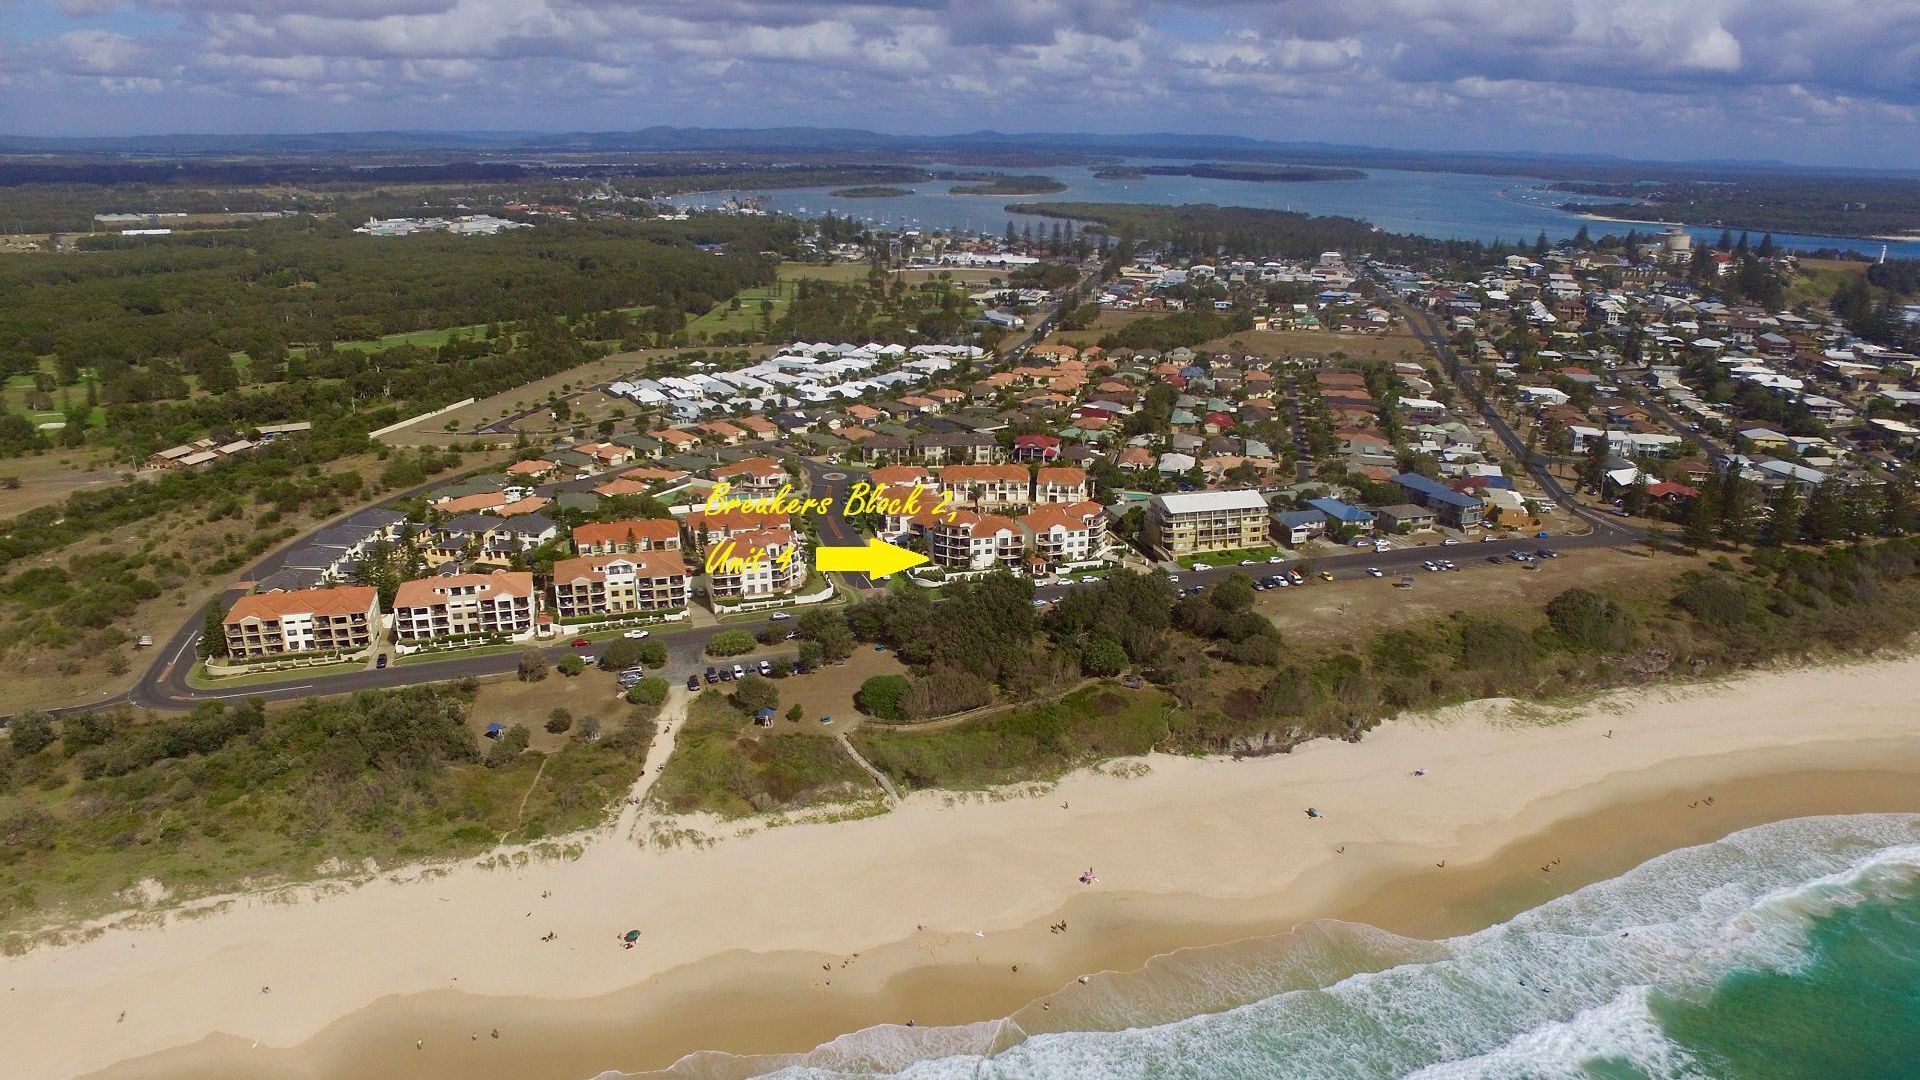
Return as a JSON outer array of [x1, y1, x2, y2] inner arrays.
[[673, 161, 1920, 259], [644, 814, 1920, 1079]]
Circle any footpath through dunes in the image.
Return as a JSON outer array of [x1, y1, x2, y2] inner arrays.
[[14, 655, 1920, 1080]]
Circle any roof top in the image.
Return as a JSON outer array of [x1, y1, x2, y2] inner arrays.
[[226, 585, 378, 623], [1150, 489, 1268, 514]]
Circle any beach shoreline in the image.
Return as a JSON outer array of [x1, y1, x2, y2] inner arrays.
[[12, 657, 1920, 1080]]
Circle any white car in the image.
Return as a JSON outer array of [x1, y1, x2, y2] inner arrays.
[[768, 611, 792, 621], [579, 654, 597, 665], [1366, 567, 1384, 577], [623, 628, 651, 639], [1442, 538, 1459, 546], [1192, 562, 1212, 571], [1481, 535, 1498, 543], [1240, 559, 1261, 567], [1267, 556, 1286, 564], [1166, 574, 1181, 583]]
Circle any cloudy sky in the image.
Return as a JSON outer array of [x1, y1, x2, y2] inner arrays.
[[4, 0, 1919, 167]]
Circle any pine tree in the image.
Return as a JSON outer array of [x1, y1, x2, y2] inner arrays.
[[1685, 484, 1719, 549], [1534, 231, 1549, 257], [1765, 482, 1802, 546], [1717, 470, 1756, 545], [1574, 224, 1591, 248], [1804, 479, 1849, 543], [199, 603, 229, 659]]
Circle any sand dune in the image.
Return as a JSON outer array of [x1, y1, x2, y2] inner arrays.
[[10, 657, 1920, 1080]]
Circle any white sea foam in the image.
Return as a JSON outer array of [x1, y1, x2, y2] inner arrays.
[[639, 814, 1920, 1080]]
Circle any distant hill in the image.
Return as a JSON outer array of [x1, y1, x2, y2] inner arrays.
[[1, 127, 1913, 184]]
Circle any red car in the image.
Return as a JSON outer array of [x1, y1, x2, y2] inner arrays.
[[571, 638, 591, 647]]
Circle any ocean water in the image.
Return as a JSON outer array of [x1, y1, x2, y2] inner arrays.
[[671, 161, 1920, 259], [643, 814, 1920, 1080]]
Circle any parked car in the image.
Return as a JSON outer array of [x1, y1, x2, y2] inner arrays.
[[758, 660, 772, 676], [719, 668, 734, 682], [623, 629, 650, 639], [1366, 567, 1383, 577], [1422, 561, 1439, 571], [1487, 556, 1504, 565], [1268, 556, 1286, 564], [1537, 548, 1560, 558], [818, 715, 833, 725], [1319, 571, 1334, 581], [1481, 535, 1498, 543], [375, 654, 388, 669], [571, 638, 592, 647], [1442, 538, 1459, 546], [732, 664, 745, 679], [1166, 574, 1181, 583], [769, 611, 792, 621], [579, 655, 595, 666], [704, 667, 719, 684], [1239, 559, 1261, 567], [1192, 562, 1212, 571], [687, 676, 701, 692]]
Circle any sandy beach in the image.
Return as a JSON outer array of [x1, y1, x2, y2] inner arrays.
[[10, 655, 1920, 1080]]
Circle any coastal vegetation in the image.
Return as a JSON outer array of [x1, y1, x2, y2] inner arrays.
[[827, 186, 913, 198], [1553, 176, 1920, 239], [648, 693, 875, 817], [1008, 201, 1499, 266], [0, 683, 658, 931], [948, 175, 1069, 196], [1128, 163, 1367, 183]]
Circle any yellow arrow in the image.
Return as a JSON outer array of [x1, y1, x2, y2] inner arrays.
[[814, 539, 929, 580]]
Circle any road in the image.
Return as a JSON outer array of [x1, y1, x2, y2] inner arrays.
[[1389, 294, 1635, 543]]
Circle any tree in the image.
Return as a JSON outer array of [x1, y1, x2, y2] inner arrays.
[[1545, 588, 1636, 651], [855, 674, 911, 720], [1578, 436, 1610, 493], [1685, 484, 1719, 549], [1081, 637, 1128, 677], [705, 630, 758, 657], [1804, 480, 1850, 543], [557, 654, 585, 676], [199, 603, 229, 659], [626, 677, 669, 706], [786, 703, 805, 723], [1765, 483, 1802, 547], [485, 724, 531, 767], [517, 648, 548, 682], [545, 708, 574, 734], [598, 638, 647, 670], [731, 673, 779, 714], [8, 711, 54, 755], [1209, 573, 1257, 613]]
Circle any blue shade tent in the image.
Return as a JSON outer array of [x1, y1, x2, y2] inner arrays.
[[485, 722, 505, 739]]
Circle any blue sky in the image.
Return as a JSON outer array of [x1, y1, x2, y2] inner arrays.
[[3, 0, 1918, 168]]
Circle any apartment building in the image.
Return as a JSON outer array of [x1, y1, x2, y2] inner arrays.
[[1143, 489, 1272, 559], [706, 526, 808, 599], [938, 464, 1032, 511], [549, 550, 691, 620], [709, 456, 787, 496], [392, 571, 537, 642], [572, 518, 682, 555], [1033, 466, 1089, 504], [1019, 501, 1108, 568], [685, 506, 792, 550], [911, 508, 1023, 571], [222, 585, 380, 660]]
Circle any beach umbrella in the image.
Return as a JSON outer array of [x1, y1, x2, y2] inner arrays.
[[624, 930, 642, 942]]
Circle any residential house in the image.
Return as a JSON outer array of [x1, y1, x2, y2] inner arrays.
[[939, 464, 1032, 510], [1033, 466, 1089, 504], [706, 526, 808, 599]]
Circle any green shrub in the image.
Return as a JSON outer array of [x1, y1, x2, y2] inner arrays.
[[856, 674, 911, 720], [705, 630, 757, 657], [626, 677, 669, 706]]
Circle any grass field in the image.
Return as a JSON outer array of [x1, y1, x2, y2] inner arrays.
[[1047, 309, 1153, 347], [1202, 327, 1427, 362], [1787, 258, 1868, 307], [687, 284, 791, 337]]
